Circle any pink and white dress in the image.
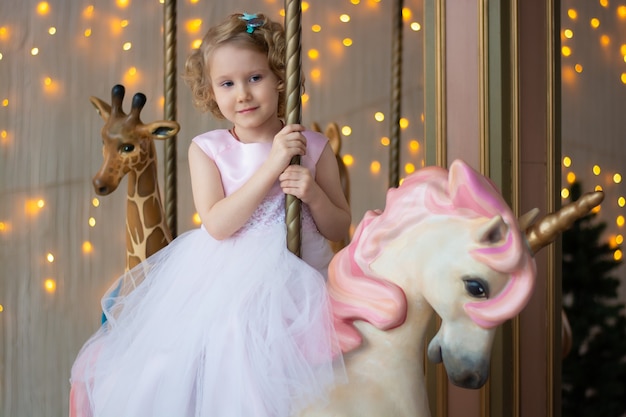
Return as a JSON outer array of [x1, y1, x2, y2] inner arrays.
[[70, 129, 344, 417]]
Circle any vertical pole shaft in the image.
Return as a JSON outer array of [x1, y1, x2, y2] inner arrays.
[[389, 0, 404, 188], [163, 0, 178, 237], [284, 0, 303, 256]]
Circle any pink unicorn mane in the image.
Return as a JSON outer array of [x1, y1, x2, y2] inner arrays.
[[328, 160, 536, 353]]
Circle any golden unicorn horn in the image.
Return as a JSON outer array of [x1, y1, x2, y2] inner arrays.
[[525, 191, 604, 254]]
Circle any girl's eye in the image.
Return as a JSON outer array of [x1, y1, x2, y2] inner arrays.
[[220, 81, 233, 88], [250, 75, 262, 82]]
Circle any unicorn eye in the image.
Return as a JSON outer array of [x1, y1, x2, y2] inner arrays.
[[463, 277, 489, 299]]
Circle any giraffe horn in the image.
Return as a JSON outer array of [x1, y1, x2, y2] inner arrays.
[[525, 191, 604, 254], [130, 92, 147, 121], [111, 84, 126, 117]]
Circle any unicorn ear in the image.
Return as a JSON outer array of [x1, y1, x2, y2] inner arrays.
[[475, 215, 508, 245]]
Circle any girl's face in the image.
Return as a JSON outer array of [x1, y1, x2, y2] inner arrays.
[[209, 44, 280, 133]]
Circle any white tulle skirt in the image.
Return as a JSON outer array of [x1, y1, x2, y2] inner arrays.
[[70, 225, 344, 417]]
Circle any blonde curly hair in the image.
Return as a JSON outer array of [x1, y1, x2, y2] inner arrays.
[[183, 13, 290, 119]]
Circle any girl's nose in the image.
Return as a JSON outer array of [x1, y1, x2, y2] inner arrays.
[[237, 85, 251, 101]]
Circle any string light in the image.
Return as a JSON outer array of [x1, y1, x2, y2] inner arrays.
[[341, 126, 352, 136], [44, 278, 56, 293], [370, 160, 381, 174], [374, 112, 385, 122]]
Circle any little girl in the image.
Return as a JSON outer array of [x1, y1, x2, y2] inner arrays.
[[70, 12, 350, 417]]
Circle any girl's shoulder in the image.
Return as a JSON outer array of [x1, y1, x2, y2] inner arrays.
[[191, 129, 233, 158], [302, 130, 329, 163]]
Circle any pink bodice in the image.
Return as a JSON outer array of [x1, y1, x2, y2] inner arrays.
[[192, 129, 328, 234]]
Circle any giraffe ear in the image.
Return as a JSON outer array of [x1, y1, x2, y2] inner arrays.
[[141, 120, 181, 140], [89, 96, 112, 121]]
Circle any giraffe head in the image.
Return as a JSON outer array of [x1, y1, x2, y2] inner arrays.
[[91, 84, 180, 195]]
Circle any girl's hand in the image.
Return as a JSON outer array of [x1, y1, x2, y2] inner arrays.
[[267, 124, 307, 172], [279, 165, 319, 203]]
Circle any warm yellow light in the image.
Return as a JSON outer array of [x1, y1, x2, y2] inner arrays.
[[123, 42, 132, 51], [193, 212, 202, 225], [48, 27, 56, 35], [46, 253, 54, 263], [563, 156, 571, 167], [340, 14, 351, 23], [44, 77, 52, 86], [279, 9, 285, 17], [120, 19, 129, 28], [37, 2, 50, 15], [593, 165, 601, 175], [567, 172, 576, 184], [88, 217, 96, 227], [0, 305, 3, 313], [617, 234, 624, 245], [615, 249, 623, 261], [308, 49, 319, 60], [591, 18, 600, 28], [1, 130, 7, 141], [116, 0, 129, 8], [621, 73, 626, 84], [84, 28, 92, 37], [575, 64, 583, 73], [0, 53, 3, 61], [600, 0, 609, 7], [410, 22, 421, 31], [0, 222, 11, 233], [186, 19, 202, 33], [374, 112, 385, 122], [592, 205, 601, 214], [342, 38, 353, 47], [311, 24, 321, 33], [619, 6, 626, 19], [341, 126, 352, 136], [310, 68, 321, 82], [618, 197, 625, 207], [301, 93, 309, 103], [380, 137, 390, 146], [83, 5, 94, 18], [562, 46, 572, 57], [191, 39, 202, 49], [2, 99, 8, 107], [409, 140, 420, 153], [568, 9, 577, 19], [402, 8, 412, 20], [0, 27, 8, 41], [128, 67, 137, 76], [342, 154, 355, 167], [563, 29, 573, 39], [44, 279, 56, 293], [302, 1, 310, 12], [600, 35, 610, 46], [370, 161, 381, 174], [26, 199, 45, 216], [618, 215, 625, 227], [399, 118, 409, 129], [613, 173, 622, 183], [31, 48, 39, 56], [405, 163, 416, 174], [351, 0, 360, 4], [595, 185, 604, 192], [82, 241, 93, 254], [561, 188, 570, 199], [92, 197, 100, 207]]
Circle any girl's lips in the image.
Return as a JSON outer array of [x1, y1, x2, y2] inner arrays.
[[237, 106, 258, 114]]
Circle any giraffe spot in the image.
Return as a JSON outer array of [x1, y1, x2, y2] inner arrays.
[[127, 200, 144, 245], [143, 196, 164, 229], [146, 228, 169, 255]]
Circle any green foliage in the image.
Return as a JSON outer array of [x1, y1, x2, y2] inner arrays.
[[562, 182, 626, 417]]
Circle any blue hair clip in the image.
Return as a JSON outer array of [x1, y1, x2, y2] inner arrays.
[[240, 13, 263, 34]]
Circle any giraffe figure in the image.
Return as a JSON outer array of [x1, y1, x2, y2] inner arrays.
[[90, 84, 180, 270]]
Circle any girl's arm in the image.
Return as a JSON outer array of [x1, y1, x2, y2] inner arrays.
[[189, 125, 307, 240], [279, 143, 351, 242]]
